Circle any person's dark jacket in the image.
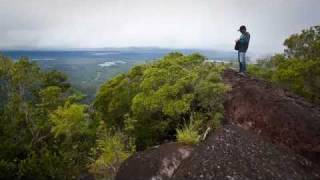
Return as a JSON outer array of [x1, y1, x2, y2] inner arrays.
[[238, 32, 250, 52]]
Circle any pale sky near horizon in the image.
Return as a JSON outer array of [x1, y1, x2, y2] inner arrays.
[[1, 0, 320, 54]]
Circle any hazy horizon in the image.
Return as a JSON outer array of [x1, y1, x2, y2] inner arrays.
[[1, 0, 320, 54]]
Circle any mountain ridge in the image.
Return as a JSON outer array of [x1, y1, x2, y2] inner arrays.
[[115, 69, 320, 180]]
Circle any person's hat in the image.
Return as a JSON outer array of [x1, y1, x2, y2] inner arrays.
[[238, 25, 247, 31]]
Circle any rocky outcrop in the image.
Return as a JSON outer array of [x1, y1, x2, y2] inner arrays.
[[115, 143, 193, 180], [223, 69, 320, 164], [115, 69, 320, 180], [172, 125, 320, 180]]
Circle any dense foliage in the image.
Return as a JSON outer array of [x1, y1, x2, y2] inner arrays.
[[284, 26, 320, 60], [248, 25, 320, 104], [0, 53, 228, 179], [0, 56, 99, 179], [95, 52, 229, 150]]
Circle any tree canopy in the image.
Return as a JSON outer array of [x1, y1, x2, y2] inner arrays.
[[0, 56, 96, 179], [0, 53, 228, 179], [94, 52, 229, 149]]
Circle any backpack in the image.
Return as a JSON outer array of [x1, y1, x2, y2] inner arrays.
[[235, 41, 240, 51]]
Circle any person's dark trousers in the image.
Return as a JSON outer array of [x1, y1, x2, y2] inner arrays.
[[238, 51, 246, 72]]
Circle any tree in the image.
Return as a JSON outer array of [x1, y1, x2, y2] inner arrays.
[[284, 25, 320, 60], [95, 53, 229, 149], [248, 25, 320, 104], [0, 56, 96, 179]]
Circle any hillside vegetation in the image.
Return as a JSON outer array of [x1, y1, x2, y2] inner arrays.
[[0, 56, 98, 179], [248, 25, 320, 104], [94, 52, 228, 150], [1, 25, 319, 179], [0, 52, 228, 179]]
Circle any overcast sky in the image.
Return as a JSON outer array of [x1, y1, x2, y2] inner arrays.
[[1, 0, 320, 54]]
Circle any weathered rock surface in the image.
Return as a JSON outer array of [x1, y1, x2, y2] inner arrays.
[[115, 69, 320, 180], [172, 125, 320, 180], [223, 69, 320, 164], [115, 143, 193, 180]]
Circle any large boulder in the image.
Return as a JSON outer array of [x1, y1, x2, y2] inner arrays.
[[172, 125, 320, 180], [223, 69, 320, 163], [115, 143, 193, 180]]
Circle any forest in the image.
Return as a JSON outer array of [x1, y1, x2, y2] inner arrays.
[[0, 25, 319, 179]]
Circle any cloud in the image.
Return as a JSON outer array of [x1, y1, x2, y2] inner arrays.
[[0, 0, 320, 54]]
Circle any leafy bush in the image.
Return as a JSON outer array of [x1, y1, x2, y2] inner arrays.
[[248, 26, 320, 104], [247, 62, 273, 80], [95, 52, 229, 149], [272, 59, 320, 103], [50, 102, 89, 137]]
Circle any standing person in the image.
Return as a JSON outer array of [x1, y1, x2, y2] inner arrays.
[[235, 25, 250, 74]]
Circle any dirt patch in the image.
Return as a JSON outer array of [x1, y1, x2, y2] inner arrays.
[[172, 125, 320, 180], [223, 69, 320, 164], [115, 143, 193, 180]]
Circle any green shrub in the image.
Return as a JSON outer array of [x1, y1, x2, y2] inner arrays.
[[248, 26, 320, 104], [176, 121, 201, 145], [50, 102, 89, 138], [272, 59, 320, 103], [247, 63, 273, 80], [89, 131, 135, 179], [95, 52, 229, 149]]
